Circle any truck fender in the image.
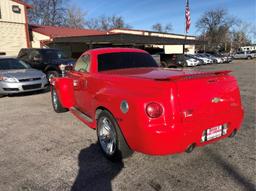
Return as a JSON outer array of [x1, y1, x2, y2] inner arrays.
[[51, 77, 75, 109], [94, 91, 138, 150]]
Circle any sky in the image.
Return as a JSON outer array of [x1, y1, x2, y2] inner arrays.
[[70, 0, 256, 36]]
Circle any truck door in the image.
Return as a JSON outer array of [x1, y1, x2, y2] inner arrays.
[[69, 54, 93, 117]]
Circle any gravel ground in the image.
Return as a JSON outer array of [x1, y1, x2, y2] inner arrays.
[[0, 60, 255, 191]]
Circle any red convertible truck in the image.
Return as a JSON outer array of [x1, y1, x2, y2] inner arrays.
[[50, 48, 244, 160]]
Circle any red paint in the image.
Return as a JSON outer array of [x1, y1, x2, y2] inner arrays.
[[30, 25, 106, 38], [51, 48, 244, 155]]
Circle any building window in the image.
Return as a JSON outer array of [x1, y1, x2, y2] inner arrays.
[[0, 6, 2, 19], [12, 5, 21, 14]]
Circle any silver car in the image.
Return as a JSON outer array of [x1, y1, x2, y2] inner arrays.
[[233, 51, 254, 59], [0, 57, 48, 96]]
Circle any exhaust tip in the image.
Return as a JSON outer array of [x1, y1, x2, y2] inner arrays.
[[229, 129, 237, 138], [186, 143, 196, 153]]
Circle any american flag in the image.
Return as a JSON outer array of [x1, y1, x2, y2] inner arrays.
[[185, 0, 191, 33]]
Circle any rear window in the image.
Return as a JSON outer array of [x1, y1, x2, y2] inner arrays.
[[40, 49, 67, 60], [98, 52, 158, 72]]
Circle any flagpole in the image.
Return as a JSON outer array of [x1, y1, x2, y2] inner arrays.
[[183, 0, 187, 54], [183, 32, 187, 54], [183, 0, 190, 54]]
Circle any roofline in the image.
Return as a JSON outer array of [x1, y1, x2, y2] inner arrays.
[[51, 33, 205, 45], [30, 29, 51, 38], [20, 48, 58, 50], [12, 0, 32, 8], [109, 28, 196, 38], [30, 24, 106, 31], [31, 29, 105, 39], [30, 24, 107, 38]]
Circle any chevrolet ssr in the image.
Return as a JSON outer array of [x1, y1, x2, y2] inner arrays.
[[50, 48, 244, 160]]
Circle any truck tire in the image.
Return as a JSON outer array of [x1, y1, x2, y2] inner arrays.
[[47, 71, 59, 81], [51, 86, 68, 113], [97, 110, 133, 161], [247, 56, 252, 60]]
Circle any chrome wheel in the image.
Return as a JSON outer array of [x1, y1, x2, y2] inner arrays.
[[48, 74, 54, 80], [98, 117, 117, 155], [52, 89, 58, 110], [51, 86, 68, 113], [47, 73, 56, 82], [47, 71, 58, 82]]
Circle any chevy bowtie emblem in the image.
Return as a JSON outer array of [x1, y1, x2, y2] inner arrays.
[[212, 97, 223, 103]]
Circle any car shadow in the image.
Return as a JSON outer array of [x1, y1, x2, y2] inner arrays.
[[71, 143, 124, 191], [204, 148, 255, 191]]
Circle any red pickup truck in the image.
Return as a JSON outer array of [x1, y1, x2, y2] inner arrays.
[[50, 48, 243, 161]]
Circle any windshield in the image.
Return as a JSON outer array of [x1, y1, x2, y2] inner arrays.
[[0, 59, 30, 70], [41, 49, 67, 60], [98, 52, 159, 72]]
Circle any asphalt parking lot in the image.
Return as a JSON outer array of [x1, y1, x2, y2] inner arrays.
[[0, 60, 255, 191]]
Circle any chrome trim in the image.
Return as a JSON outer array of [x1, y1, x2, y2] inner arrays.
[[70, 107, 93, 123]]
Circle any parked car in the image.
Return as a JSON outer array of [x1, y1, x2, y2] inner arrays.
[[0, 57, 48, 97], [152, 53, 185, 68], [184, 55, 201, 66], [17, 48, 75, 80], [233, 51, 254, 59], [50, 48, 244, 161], [249, 50, 256, 58], [194, 54, 213, 64], [207, 53, 223, 64], [207, 52, 232, 63], [187, 54, 204, 65], [204, 53, 224, 63], [199, 53, 223, 64]]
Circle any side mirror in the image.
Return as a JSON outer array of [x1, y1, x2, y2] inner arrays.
[[59, 64, 74, 77]]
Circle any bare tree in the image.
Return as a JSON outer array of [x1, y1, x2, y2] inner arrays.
[[64, 5, 86, 28], [85, 18, 100, 30], [231, 21, 252, 50], [152, 23, 172, 32], [152, 23, 162, 32], [86, 15, 132, 30], [249, 24, 256, 40], [24, 0, 67, 26], [164, 24, 173, 32], [196, 8, 238, 51]]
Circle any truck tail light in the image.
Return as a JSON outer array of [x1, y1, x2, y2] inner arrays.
[[146, 102, 163, 118]]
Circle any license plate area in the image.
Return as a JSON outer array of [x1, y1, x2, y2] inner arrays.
[[201, 124, 228, 142]]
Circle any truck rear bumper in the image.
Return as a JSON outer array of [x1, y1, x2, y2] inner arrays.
[[128, 109, 243, 155]]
